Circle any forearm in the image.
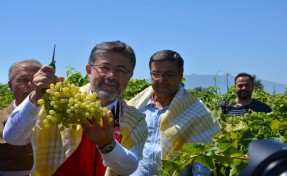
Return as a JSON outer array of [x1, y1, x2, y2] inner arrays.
[[102, 142, 139, 175], [3, 95, 40, 145]]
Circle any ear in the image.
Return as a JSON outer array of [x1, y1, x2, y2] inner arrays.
[[8, 80, 13, 91], [86, 64, 91, 75]]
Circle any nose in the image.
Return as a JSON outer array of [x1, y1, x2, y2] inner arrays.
[[23, 81, 35, 94], [158, 73, 169, 81], [26, 80, 34, 87], [106, 69, 117, 79]]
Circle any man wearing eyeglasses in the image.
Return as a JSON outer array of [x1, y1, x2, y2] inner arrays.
[[128, 50, 221, 175], [4, 41, 148, 176], [0, 59, 41, 176]]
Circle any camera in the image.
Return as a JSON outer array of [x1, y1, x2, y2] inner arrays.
[[240, 139, 287, 176]]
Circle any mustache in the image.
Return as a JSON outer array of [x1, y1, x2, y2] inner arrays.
[[100, 78, 120, 88]]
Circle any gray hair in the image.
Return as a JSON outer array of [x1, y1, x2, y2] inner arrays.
[[8, 59, 42, 81]]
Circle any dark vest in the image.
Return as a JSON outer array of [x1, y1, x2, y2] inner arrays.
[[0, 103, 34, 171]]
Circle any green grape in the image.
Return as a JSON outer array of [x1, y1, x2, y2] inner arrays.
[[90, 107, 95, 112], [74, 103, 79, 108], [37, 99, 45, 106], [70, 106, 75, 111], [40, 79, 109, 130], [46, 89, 52, 94], [50, 101, 56, 106], [49, 110, 56, 115], [54, 92, 60, 97], [60, 99, 66, 104]]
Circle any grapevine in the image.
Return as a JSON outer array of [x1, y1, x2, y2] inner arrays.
[[163, 88, 287, 176], [37, 79, 110, 130]]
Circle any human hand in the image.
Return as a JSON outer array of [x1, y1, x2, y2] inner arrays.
[[30, 65, 62, 106], [81, 111, 114, 147]]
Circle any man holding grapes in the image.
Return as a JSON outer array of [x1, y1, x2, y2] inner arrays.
[[4, 41, 148, 176]]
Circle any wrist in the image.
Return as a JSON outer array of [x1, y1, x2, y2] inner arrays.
[[97, 138, 116, 154]]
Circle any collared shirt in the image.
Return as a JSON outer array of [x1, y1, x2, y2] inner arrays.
[[131, 98, 211, 176], [132, 98, 168, 175]]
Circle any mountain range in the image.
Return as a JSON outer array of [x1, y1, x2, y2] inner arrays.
[[145, 74, 286, 94], [183, 74, 286, 94]]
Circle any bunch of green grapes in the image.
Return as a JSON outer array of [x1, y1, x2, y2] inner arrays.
[[37, 79, 109, 130]]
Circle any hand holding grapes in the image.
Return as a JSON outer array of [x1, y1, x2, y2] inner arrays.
[[30, 65, 61, 106], [37, 75, 111, 130], [81, 111, 114, 146]]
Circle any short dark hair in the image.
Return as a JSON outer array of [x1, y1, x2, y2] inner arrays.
[[234, 72, 254, 84], [8, 59, 42, 81], [88, 40, 136, 70], [149, 50, 184, 74]]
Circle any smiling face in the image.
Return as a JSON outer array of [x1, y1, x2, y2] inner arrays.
[[86, 52, 133, 105], [235, 76, 254, 100], [150, 61, 182, 98]]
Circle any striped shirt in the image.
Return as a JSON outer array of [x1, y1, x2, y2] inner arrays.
[[220, 99, 272, 116]]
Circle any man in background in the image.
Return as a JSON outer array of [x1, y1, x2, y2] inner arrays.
[[219, 72, 272, 116], [129, 50, 221, 175], [0, 59, 41, 175]]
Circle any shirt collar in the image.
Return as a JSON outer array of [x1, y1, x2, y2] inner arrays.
[[146, 94, 156, 108], [106, 99, 118, 113], [13, 100, 17, 109]]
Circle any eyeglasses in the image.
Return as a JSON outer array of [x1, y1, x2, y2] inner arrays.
[[150, 71, 179, 79], [90, 64, 132, 77], [13, 78, 33, 85]]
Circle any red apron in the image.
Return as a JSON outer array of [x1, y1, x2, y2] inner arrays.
[[53, 126, 122, 176]]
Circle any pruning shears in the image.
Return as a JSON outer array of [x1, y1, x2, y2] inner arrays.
[[49, 44, 56, 70]]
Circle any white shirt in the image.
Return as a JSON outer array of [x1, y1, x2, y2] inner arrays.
[[3, 95, 139, 175]]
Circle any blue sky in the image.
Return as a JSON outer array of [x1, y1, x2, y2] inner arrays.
[[1, 0, 286, 85]]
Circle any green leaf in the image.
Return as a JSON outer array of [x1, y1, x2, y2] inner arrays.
[[182, 143, 206, 154], [161, 159, 181, 176], [0, 84, 14, 109], [194, 155, 215, 170], [213, 155, 233, 166]]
